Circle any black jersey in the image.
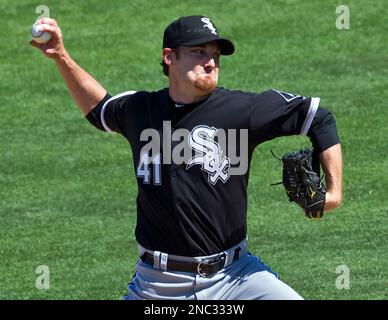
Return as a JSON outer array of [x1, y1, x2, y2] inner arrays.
[[87, 87, 338, 256]]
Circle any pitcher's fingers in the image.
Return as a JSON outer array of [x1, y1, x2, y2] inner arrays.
[[38, 24, 57, 34], [29, 39, 41, 48], [29, 39, 46, 49], [45, 48, 56, 55], [38, 24, 62, 40], [36, 17, 58, 27], [29, 40, 49, 54]]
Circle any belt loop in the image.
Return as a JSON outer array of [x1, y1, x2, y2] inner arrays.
[[153, 251, 161, 269], [233, 247, 241, 262], [160, 253, 168, 271]]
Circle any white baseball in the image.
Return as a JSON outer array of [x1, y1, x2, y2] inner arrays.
[[31, 23, 52, 44]]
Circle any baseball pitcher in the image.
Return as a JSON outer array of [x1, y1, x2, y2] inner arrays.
[[30, 15, 342, 300]]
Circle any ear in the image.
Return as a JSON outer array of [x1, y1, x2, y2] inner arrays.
[[162, 48, 173, 66]]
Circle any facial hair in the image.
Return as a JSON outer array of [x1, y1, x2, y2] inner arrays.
[[193, 73, 217, 92]]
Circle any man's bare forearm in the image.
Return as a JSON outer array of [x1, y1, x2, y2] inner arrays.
[[55, 50, 107, 115], [30, 18, 107, 115], [319, 143, 343, 212]]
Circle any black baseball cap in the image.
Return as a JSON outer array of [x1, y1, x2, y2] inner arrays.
[[163, 16, 235, 55]]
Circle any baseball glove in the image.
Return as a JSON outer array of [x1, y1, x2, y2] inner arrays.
[[271, 149, 326, 219]]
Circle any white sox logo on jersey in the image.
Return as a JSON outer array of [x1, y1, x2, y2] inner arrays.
[[186, 125, 230, 185]]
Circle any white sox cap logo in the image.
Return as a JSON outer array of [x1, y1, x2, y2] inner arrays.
[[187, 125, 230, 185], [201, 17, 218, 35]]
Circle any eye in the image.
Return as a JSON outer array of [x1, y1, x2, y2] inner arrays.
[[189, 48, 204, 55]]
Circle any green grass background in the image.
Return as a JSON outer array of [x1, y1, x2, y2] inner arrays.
[[0, 0, 387, 299]]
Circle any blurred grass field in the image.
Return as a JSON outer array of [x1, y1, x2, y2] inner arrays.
[[0, 0, 387, 299]]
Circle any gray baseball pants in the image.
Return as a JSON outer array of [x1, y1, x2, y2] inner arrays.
[[124, 238, 303, 300]]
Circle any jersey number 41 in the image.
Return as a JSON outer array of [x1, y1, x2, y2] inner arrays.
[[136, 153, 162, 185]]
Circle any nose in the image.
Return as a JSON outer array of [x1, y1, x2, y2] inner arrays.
[[205, 57, 216, 68], [204, 57, 217, 72]]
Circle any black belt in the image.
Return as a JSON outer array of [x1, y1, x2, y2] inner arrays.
[[141, 252, 227, 277]]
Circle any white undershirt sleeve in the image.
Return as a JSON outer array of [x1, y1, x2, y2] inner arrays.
[[100, 90, 137, 133], [300, 97, 320, 135]]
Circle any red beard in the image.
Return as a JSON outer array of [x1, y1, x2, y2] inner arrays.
[[194, 74, 217, 91]]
